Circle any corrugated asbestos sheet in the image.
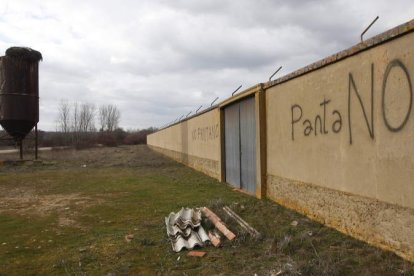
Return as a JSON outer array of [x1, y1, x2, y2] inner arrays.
[[165, 208, 210, 252]]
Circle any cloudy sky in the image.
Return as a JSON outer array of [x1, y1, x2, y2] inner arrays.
[[0, 0, 413, 131]]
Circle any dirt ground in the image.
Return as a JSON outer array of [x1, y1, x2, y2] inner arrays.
[[0, 145, 413, 275]]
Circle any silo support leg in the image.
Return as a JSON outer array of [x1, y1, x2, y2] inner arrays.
[[19, 140, 23, 160], [35, 124, 38, 160]]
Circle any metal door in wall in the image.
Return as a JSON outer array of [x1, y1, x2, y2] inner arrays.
[[240, 97, 256, 193], [224, 103, 241, 188], [224, 97, 256, 193]]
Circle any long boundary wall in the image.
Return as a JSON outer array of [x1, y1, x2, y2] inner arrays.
[[147, 19, 414, 261], [147, 108, 221, 180]]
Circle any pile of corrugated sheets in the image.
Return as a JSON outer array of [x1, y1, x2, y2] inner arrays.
[[165, 207, 210, 252]]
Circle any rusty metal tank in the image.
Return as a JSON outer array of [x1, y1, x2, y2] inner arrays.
[[0, 47, 42, 141]]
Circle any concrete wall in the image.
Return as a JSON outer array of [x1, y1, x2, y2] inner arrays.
[[265, 29, 414, 260], [147, 20, 414, 261], [147, 108, 221, 179]]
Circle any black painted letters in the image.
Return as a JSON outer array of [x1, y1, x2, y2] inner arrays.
[[290, 98, 342, 140], [291, 104, 302, 140], [382, 59, 413, 132], [290, 59, 413, 143]]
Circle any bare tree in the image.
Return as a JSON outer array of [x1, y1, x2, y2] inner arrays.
[[79, 103, 96, 132], [99, 104, 120, 131], [107, 104, 120, 131], [57, 100, 71, 133], [71, 102, 80, 144], [98, 105, 108, 131], [55, 100, 119, 147], [71, 101, 79, 133]]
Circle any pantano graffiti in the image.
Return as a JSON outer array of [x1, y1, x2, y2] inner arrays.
[[291, 59, 413, 143], [191, 123, 219, 141]]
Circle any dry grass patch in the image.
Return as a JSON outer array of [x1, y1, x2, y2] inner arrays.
[[0, 145, 413, 275]]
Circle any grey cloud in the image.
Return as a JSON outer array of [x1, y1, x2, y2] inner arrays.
[[1, 0, 413, 130]]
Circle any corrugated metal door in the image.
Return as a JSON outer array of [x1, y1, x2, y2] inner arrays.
[[240, 97, 256, 193], [225, 103, 241, 188], [224, 97, 256, 193]]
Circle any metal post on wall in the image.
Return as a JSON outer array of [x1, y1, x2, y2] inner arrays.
[[269, 66, 282, 81], [360, 16, 379, 43], [195, 105, 203, 113], [232, 85, 243, 96]]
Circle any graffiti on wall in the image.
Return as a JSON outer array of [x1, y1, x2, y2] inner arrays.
[[291, 99, 342, 139], [191, 123, 219, 142], [291, 59, 413, 143]]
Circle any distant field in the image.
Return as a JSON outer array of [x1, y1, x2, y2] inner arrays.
[[0, 146, 14, 151], [0, 145, 413, 275]]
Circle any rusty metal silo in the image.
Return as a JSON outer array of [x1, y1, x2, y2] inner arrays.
[[0, 47, 42, 159]]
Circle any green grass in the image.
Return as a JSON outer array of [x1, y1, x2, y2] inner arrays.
[[0, 145, 413, 275]]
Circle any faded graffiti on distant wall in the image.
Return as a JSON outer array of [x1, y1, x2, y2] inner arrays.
[[291, 59, 413, 144], [191, 123, 219, 142]]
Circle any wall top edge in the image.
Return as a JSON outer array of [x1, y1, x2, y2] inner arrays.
[[149, 104, 219, 135], [219, 84, 263, 108], [150, 83, 264, 135], [263, 18, 414, 89]]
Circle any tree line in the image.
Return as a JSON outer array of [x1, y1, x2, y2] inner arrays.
[[54, 100, 154, 148], [57, 101, 120, 134], [0, 101, 156, 149]]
